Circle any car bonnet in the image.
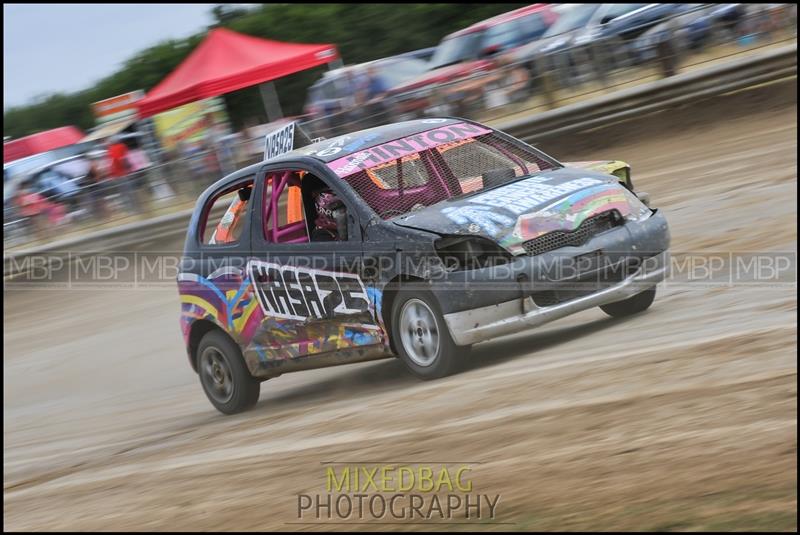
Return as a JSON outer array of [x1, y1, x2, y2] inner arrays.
[[391, 167, 651, 255]]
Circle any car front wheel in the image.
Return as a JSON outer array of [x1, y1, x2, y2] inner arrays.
[[600, 286, 657, 318], [391, 289, 466, 380]]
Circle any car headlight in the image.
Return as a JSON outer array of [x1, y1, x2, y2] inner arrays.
[[435, 236, 513, 272], [621, 187, 653, 221]]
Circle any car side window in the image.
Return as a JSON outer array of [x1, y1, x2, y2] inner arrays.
[[263, 168, 355, 244], [517, 12, 549, 42], [483, 21, 521, 52], [262, 169, 310, 244], [600, 3, 647, 23], [200, 179, 254, 245]]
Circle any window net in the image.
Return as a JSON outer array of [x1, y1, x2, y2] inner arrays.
[[343, 133, 556, 219]]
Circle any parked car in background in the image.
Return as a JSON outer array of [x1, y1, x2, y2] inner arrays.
[[303, 56, 430, 136], [13, 155, 92, 211], [508, 3, 693, 88], [4, 153, 98, 241], [509, 3, 628, 61], [3, 144, 88, 195], [574, 3, 697, 67], [387, 4, 559, 118], [505, 4, 619, 89], [632, 4, 746, 64], [395, 46, 438, 62], [581, 3, 693, 43]]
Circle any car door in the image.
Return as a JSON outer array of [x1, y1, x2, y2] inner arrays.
[[245, 161, 386, 369], [179, 174, 257, 355]]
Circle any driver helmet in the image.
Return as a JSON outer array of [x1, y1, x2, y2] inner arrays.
[[313, 189, 344, 232]]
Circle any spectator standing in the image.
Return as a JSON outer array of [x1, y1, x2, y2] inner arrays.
[[201, 139, 221, 182], [364, 65, 389, 100], [107, 136, 140, 213], [53, 156, 91, 219], [182, 141, 206, 195], [15, 186, 47, 239], [485, 55, 530, 107], [107, 136, 130, 178], [85, 156, 109, 220], [349, 67, 383, 128], [338, 69, 363, 130], [216, 131, 238, 175], [343, 69, 360, 109], [126, 141, 153, 210], [16, 185, 64, 239]]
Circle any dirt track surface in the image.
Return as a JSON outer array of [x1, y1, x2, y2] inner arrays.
[[4, 82, 797, 531]]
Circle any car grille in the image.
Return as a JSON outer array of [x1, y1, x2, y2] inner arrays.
[[522, 211, 622, 257], [529, 254, 656, 308], [530, 270, 627, 308]]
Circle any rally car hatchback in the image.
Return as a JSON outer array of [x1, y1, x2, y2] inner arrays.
[[178, 118, 669, 414]]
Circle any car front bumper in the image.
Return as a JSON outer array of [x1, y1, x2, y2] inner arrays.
[[441, 249, 669, 346]]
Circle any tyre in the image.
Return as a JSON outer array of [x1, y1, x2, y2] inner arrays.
[[600, 286, 657, 318], [197, 330, 260, 414], [390, 289, 466, 380]]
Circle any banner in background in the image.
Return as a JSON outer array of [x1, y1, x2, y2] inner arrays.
[[152, 97, 229, 152], [92, 91, 145, 125]]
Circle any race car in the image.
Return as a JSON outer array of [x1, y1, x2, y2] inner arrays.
[[178, 118, 670, 414]]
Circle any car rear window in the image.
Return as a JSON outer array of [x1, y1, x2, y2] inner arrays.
[[200, 180, 253, 245], [341, 132, 557, 220]]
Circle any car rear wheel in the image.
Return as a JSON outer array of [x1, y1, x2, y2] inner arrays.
[[197, 330, 260, 415], [600, 286, 657, 318], [391, 289, 465, 380]]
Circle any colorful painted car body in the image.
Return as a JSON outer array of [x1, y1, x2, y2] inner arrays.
[[178, 117, 670, 413]]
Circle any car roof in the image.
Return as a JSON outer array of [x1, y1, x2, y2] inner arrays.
[[284, 118, 472, 163], [27, 154, 91, 177], [448, 3, 551, 38], [205, 118, 483, 193], [315, 56, 419, 84]]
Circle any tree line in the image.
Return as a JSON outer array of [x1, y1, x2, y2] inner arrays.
[[4, 3, 525, 139]]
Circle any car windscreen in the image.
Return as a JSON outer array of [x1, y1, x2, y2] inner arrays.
[[516, 12, 552, 42], [599, 3, 649, 24], [377, 59, 429, 88], [482, 20, 522, 52], [543, 4, 601, 37], [428, 32, 482, 69], [329, 125, 558, 220]]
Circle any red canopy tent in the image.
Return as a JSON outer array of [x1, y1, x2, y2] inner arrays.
[[136, 28, 339, 119], [3, 126, 85, 164]]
